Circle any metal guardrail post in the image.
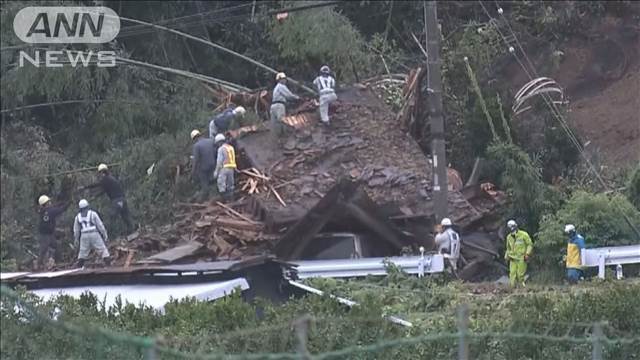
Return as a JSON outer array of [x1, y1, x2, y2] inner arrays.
[[592, 322, 603, 360], [457, 304, 470, 360], [598, 255, 606, 279]]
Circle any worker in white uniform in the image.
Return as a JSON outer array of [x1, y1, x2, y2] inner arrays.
[[312, 65, 338, 125], [73, 199, 110, 268], [434, 217, 461, 271]]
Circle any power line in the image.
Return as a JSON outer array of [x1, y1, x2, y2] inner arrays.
[[116, 2, 258, 37], [115, 1, 342, 40]]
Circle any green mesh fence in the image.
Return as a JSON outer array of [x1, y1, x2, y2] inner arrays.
[[2, 285, 639, 359]]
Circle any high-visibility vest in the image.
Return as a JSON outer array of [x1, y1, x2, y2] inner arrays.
[[76, 211, 97, 233], [222, 144, 237, 169]]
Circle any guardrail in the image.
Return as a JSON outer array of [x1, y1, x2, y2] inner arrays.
[[581, 244, 640, 279], [288, 253, 445, 279]]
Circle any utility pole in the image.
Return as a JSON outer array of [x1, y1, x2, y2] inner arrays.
[[425, 1, 448, 221]]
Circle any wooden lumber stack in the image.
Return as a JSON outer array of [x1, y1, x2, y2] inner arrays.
[[109, 198, 280, 266]]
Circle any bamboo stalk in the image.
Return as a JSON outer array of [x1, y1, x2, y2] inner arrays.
[[117, 16, 315, 95]]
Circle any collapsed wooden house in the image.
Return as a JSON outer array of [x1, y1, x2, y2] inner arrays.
[[221, 85, 506, 260]]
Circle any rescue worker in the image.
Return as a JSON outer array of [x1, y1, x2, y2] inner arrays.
[[73, 199, 110, 268], [504, 220, 533, 287], [564, 224, 586, 283], [270, 72, 300, 141], [313, 65, 337, 126], [81, 164, 134, 235], [213, 134, 237, 202], [209, 106, 246, 139], [36, 195, 70, 270], [191, 129, 217, 201], [434, 218, 461, 271]]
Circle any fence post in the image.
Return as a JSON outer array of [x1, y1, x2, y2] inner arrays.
[[457, 304, 470, 360], [144, 337, 157, 360], [294, 315, 312, 360], [592, 322, 603, 360]]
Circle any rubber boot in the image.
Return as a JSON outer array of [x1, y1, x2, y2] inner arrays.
[[77, 259, 86, 269], [103, 257, 112, 267]]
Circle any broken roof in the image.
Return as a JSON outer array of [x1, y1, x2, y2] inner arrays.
[[235, 86, 498, 229]]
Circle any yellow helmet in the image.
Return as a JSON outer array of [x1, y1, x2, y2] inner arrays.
[[190, 129, 201, 140], [97, 163, 108, 172], [275, 72, 287, 80], [38, 195, 51, 206]]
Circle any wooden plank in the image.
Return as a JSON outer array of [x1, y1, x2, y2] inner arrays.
[[214, 217, 263, 231], [215, 202, 258, 224], [212, 233, 233, 257], [269, 186, 287, 207], [124, 250, 135, 268], [146, 241, 203, 263], [240, 168, 270, 181]]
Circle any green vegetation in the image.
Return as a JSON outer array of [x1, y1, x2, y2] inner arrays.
[[2, 276, 639, 359], [1, 2, 639, 357], [628, 165, 640, 210]]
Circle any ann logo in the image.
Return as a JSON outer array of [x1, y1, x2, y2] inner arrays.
[[13, 7, 120, 44], [26, 12, 105, 39]]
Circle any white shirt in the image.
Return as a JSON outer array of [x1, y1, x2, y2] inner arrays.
[[313, 75, 336, 95]]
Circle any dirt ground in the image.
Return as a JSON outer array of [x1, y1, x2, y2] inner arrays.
[[504, 15, 640, 169]]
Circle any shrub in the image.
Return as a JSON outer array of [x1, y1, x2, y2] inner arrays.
[[268, 1, 374, 82], [536, 191, 640, 269]]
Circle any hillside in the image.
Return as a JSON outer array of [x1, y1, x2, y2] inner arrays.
[[502, 14, 640, 168]]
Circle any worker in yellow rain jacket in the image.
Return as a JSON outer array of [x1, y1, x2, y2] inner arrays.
[[564, 224, 586, 283], [213, 134, 237, 202], [504, 219, 533, 286]]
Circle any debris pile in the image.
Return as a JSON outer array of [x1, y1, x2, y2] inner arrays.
[[110, 199, 276, 266]]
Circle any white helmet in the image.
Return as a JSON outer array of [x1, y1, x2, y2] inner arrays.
[[320, 65, 330, 74], [97, 163, 108, 172], [78, 199, 89, 209], [275, 72, 287, 80], [38, 195, 51, 206], [234, 106, 246, 116], [190, 129, 201, 140], [441, 218, 452, 226], [564, 224, 576, 234], [507, 220, 517, 229], [214, 133, 226, 143]]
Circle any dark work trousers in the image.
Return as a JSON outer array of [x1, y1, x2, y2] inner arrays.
[[37, 233, 57, 270], [111, 197, 134, 233], [197, 166, 214, 202]]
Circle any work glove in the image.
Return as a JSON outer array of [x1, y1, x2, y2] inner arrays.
[[213, 171, 219, 179]]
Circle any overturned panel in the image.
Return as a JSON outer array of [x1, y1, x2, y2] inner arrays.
[[31, 278, 250, 312]]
